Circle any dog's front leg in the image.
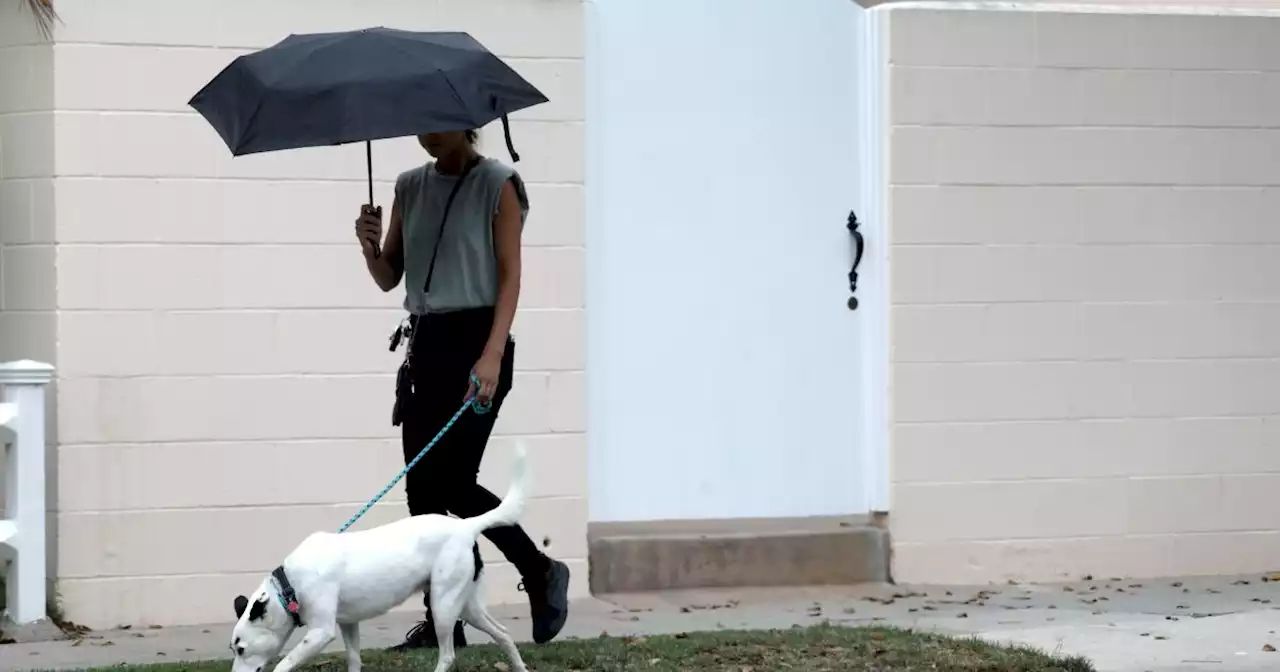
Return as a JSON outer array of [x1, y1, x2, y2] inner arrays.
[[339, 622, 362, 672], [273, 625, 336, 672]]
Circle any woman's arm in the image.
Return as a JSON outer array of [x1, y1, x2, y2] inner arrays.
[[365, 195, 406, 292], [483, 179, 523, 358]]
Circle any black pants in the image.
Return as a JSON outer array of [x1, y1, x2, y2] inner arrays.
[[401, 307, 545, 611]]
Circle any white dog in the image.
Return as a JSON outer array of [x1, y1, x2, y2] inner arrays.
[[228, 443, 531, 672]]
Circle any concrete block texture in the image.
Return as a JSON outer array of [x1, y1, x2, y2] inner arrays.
[[0, 0, 586, 628], [0, 4, 56, 363], [886, 5, 1280, 584]]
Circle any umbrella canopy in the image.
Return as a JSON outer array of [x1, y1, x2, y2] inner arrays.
[[189, 28, 548, 204]]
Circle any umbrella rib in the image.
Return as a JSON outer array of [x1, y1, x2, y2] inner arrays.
[[257, 32, 347, 89], [336, 37, 455, 144], [230, 70, 270, 155], [439, 72, 480, 128], [235, 98, 267, 154]]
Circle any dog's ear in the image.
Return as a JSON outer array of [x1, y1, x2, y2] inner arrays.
[[234, 595, 249, 618], [248, 595, 269, 622]]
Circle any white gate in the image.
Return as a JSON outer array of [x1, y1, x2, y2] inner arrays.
[[585, 0, 888, 522]]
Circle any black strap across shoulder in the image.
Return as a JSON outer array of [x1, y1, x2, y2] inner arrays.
[[423, 155, 484, 294]]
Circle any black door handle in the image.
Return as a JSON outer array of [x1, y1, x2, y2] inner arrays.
[[846, 210, 865, 311]]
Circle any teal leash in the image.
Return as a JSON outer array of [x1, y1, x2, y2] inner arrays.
[[337, 375, 492, 534]]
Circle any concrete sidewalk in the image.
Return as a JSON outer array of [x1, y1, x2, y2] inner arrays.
[[4, 575, 1280, 671]]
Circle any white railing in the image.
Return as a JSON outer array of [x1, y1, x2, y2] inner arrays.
[[0, 360, 54, 625]]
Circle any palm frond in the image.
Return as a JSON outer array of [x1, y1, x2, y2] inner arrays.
[[22, 0, 60, 40]]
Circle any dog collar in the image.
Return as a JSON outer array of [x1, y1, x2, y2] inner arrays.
[[271, 566, 304, 627]]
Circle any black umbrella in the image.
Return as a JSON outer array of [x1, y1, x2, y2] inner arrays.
[[189, 27, 549, 208]]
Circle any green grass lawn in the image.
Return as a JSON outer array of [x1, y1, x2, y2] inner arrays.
[[62, 624, 1093, 672]]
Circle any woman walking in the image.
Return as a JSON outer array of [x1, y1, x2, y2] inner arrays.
[[355, 129, 571, 649]]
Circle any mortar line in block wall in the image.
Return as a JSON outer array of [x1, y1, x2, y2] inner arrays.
[[59, 562, 591, 584], [897, 472, 1280, 484], [892, 181, 1280, 188], [44, 112, 587, 128], [45, 243, 585, 252], [891, 184, 1272, 190], [896, 414, 1280, 425], [892, 299, 1280, 306], [894, 122, 1280, 130], [40, 242, 584, 249], [54, 431, 583, 443], [898, 359, 1280, 367], [56, 496, 584, 516], [894, 528, 1280, 545], [893, 241, 1280, 248], [891, 64, 1280, 74], [45, 370, 582, 380], [7, 307, 585, 314], [877, 1, 1280, 18], [50, 109, 583, 119], [42, 177, 585, 187], [55, 432, 586, 448], [58, 558, 591, 583], [48, 242, 585, 249], [55, 438, 585, 448], [46, 41, 588, 57]]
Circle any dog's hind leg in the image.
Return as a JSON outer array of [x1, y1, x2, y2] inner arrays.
[[429, 578, 468, 672], [429, 601, 462, 672], [462, 590, 527, 672], [339, 622, 362, 672], [429, 539, 480, 672]]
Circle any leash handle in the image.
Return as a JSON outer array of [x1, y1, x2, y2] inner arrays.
[[469, 370, 494, 414], [338, 375, 490, 533]]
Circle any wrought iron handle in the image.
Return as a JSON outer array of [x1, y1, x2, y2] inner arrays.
[[846, 210, 865, 311]]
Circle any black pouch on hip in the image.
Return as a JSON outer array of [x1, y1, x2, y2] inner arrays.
[[391, 359, 412, 427], [390, 317, 415, 427]]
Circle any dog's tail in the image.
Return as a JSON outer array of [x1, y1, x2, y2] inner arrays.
[[463, 441, 530, 537]]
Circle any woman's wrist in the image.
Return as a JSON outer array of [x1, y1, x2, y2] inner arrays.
[[482, 332, 511, 359], [481, 343, 505, 361]]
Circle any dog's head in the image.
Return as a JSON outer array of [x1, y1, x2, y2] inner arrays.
[[228, 581, 292, 672]]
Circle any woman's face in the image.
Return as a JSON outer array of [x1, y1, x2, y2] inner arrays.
[[418, 131, 468, 158]]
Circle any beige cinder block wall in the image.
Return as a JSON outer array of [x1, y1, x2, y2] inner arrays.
[[0, 8, 56, 375], [886, 5, 1280, 584], [25, 0, 585, 628]]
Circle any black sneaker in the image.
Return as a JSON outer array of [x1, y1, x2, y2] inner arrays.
[[386, 617, 467, 651], [519, 558, 571, 644]]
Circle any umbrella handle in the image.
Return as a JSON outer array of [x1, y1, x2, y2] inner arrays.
[[366, 140, 375, 207], [365, 140, 380, 258]]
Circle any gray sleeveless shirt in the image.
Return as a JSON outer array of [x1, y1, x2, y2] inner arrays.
[[395, 157, 529, 315]]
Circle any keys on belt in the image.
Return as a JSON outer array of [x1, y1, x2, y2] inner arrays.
[[389, 318, 413, 352]]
